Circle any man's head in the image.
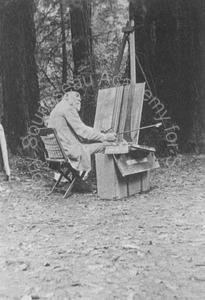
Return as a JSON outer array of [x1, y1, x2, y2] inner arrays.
[[62, 91, 82, 112]]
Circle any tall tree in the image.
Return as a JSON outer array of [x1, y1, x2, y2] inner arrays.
[[59, 0, 68, 84], [0, 0, 39, 152], [69, 0, 96, 125], [196, 0, 205, 146], [69, 0, 93, 76], [129, 0, 205, 151]]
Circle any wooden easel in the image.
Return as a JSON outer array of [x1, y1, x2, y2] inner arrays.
[[94, 21, 159, 200], [94, 21, 145, 149], [113, 20, 136, 84]]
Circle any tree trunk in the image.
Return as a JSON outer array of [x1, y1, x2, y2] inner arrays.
[[70, 0, 93, 76], [59, 0, 68, 85], [0, 0, 39, 153], [196, 0, 205, 151], [69, 0, 97, 126], [0, 76, 3, 123]]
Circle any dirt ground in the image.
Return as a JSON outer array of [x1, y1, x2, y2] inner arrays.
[[0, 154, 205, 300]]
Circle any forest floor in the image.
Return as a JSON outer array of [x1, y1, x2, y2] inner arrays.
[[0, 154, 205, 300]]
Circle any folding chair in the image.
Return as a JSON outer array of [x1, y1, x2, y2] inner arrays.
[[39, 128, 87, 199]]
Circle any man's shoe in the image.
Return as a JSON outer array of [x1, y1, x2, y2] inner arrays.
[[79, 170, 90, 181]]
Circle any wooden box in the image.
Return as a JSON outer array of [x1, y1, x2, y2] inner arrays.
[[95, 153, 150, 200]]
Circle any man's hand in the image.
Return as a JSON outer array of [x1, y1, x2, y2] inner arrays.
[[105, 132, 117, 142]]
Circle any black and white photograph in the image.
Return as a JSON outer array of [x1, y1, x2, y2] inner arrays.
[[0, 0, 205, 299]]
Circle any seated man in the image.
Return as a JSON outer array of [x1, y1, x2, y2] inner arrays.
[[48, 91, 116, 174]]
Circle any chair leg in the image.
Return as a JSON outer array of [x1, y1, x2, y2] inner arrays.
[[48, 173, 63, 195], [63, 176, 77, 199], [64, 169, 73, 183]]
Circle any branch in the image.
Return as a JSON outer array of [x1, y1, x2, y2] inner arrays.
[[39, 68, 57, 89], [37, 25, 61, 46]]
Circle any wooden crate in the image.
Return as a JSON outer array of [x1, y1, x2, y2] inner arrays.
[[95, 153, 150, 200]]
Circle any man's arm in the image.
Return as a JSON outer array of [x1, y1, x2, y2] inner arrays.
[[64, 107, 106, 142]]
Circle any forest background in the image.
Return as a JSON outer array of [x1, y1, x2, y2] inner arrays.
[[0, 0, 205, 158]]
